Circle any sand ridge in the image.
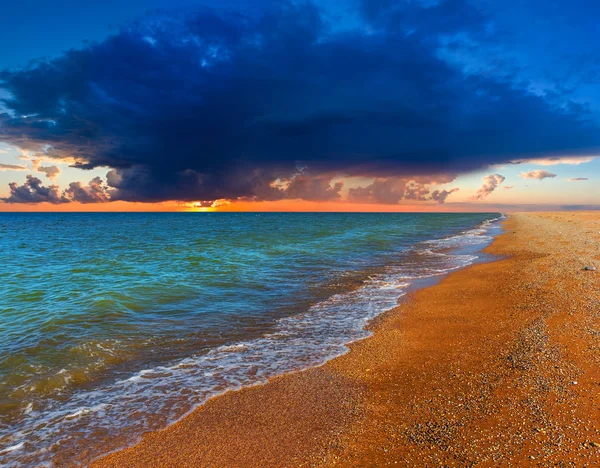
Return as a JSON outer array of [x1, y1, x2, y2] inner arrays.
[[93, 212, 600, 467]]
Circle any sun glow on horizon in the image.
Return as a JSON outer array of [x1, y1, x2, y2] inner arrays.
[[180, 199, 232, 212]]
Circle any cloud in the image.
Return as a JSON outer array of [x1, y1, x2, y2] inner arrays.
[[0, 163, 27, 171], [510, 156, 596, 166], [347, 176, 458, 204], [278, 174, 343, 201], [567, 177, 589, 181], [63, 177, 110, 203], [1, 2, 599, 203], [520, 170, 557, 180], [504, 185, 515, 190], [359, 0, 490, 38], [2, 175, 68, 204], [32, 159, 60, 179], [2, 175, 109, 204], [37, 165, 61, 180], [349, 179, 402, 204], [472, 174, 505, 200], [430, 188, 459, 204]]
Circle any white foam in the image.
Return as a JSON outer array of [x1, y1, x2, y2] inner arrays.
[[0, 443, 24, 454], [65, 404, 108, 420], [23, 403, 33, 416], [220, 344, 249, 352]]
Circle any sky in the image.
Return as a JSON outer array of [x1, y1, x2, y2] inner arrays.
[[0, 0, 598, 212]]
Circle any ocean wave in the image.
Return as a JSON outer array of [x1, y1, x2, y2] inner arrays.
[[0, 215, 502, 467]]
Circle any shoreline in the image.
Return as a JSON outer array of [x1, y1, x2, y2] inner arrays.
[[94, 212, 600, 467]]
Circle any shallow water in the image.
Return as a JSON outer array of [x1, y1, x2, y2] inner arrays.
[[0, 212, 501, 466]]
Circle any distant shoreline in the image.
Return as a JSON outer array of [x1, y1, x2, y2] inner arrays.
[[94, 212, 600, 467]]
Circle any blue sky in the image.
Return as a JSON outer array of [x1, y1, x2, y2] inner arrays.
[[2, 1, 222, 69], [0, 0, 598, 210]]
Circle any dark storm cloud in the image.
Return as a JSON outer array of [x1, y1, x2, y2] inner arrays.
[[1, 1, 599, 203]]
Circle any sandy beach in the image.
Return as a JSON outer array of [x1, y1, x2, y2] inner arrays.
[[93, 212, 600, 467]]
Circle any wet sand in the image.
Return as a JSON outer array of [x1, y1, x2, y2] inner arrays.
[[93, 212, 600, 467]]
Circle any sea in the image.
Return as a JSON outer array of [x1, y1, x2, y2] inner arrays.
[[0, 212, 503, 466]]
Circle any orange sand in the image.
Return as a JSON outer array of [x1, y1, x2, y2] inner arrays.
[[93, 212, 600, 467]]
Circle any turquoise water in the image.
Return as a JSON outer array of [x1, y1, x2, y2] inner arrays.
[[0, 212, 501, 466]]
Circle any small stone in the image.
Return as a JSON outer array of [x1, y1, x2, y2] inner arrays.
[[573, 381, 578, 385], [583, 266, 597, 271], [590, 442, 599, 448]]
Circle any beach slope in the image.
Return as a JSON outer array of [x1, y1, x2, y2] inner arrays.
[[94, 212, 600, 467]]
